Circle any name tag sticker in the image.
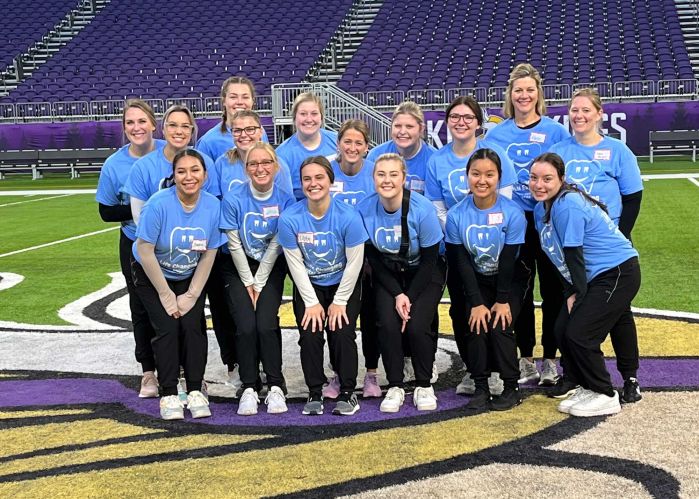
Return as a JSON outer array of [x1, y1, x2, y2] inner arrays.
[[298, 232, 314, 244], [393, 225, 402, 237], [594, 149, 611, 161], [191, 239, 207, 251], [488, 212, 504, 225], [529, 132, 546, 143], [330, 181, 344, 193], [263, 205, 280, 218], [410, 179, 425, 192]]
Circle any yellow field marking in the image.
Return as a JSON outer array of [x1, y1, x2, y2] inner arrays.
[[0, 395, 565, 498], [0, 409, 92, 420], [1, 432, 271, 478]]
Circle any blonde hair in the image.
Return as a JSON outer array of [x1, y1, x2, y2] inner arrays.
[[244, 142, 280, 180], [225, 110, 262, 164], [503, 63, 547, 119], [291, 92, 325, 128], [123, 99, 157, 130], [391, 101, 425, 127], [162, 104, 197, 145], [374, 152, 407, 176], [570, 88, 604, 132]]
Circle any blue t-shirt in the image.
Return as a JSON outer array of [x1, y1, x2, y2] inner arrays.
[[219, 183, 295, 261], [95, 140, 166, 240], [125, 147, 221, 202], [277, 197, 368, 286], [548, 136, 643, 222], [425, 139, 517, 209], [133, 188, 224, 281], [366, 140, 437, 195], [445, 195, 526, 276], [213, 152, 294, 195], [275, 128, 338, 200], [485, 117, 570, 211], [329, 159, 375, 207], [533, 192, 639, 283], [195, 123, 269, 161], [357, 191, 443, 267]]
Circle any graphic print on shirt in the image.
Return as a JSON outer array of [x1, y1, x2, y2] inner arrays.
[[506, 142, 542, 192], [565, 160, 602, 195], [332, 190, 367, 207], [298, 231, 341, 277], [242, 211, 275, 261], [227, 178, 245, 193], [539, 223, 571, 282], [375, 226, 401, 254], [447, 168, 469, 204], [465, 224, 501, 274], [169, 226, 207, 265]]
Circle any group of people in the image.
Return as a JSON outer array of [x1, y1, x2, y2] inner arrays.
[[96, 63, 643, 421]]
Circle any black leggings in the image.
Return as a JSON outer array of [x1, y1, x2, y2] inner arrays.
[[205, 250, 238, 371]]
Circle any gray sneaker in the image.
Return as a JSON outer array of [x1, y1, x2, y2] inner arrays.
[[456, 372, 476, 395], [518, 358, 540, 384], [488, 372, 504, 396], [302, 394, 324, 415], [333, 393, 360, 416], [539, 359, 559, 386]]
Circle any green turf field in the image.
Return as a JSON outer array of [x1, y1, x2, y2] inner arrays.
[[0, 171, 697, 325]]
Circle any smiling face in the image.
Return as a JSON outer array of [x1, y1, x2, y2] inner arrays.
[[245, 147, 278, 192], [174, 154, 206, 199], [467, 158, 500, 203], [294, 101, 322, 139], [163, 111, 193, 151], [511, 76, 539, 118], [373, 158, 406, 203], [223, 82, 254, 117], [391, 113, 422, 152], [446, 103, 479, 142], [529, 161, 563, 203], [569, 95, 603, 137], [338, 128, 368, 167], [301, 162, 332, 202], [232, 115, 262, 152], [123, 106, 156, 147]]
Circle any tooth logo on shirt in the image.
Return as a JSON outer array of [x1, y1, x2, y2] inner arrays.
[[565, 160, 602, 195], [299, 231, 340, 275], [227, 179, 245, 192], [447, 167, 469, 203], [169, 227, 207, 264], [465, 224, 501, 274], [375, 226, 401, 254], [333, 190, 366, 207], [243, 212, 274, 260], [539, 223, 571, 282]]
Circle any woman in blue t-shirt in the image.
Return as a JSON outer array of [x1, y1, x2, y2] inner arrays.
[[278, 156, 368, 416], [96, 99, 163, 398], [548, 88, 644, 403], [220, 143, 295, 416], [131, 149, 223, 421], [358, 153, 445, 413], [529, 152, 641, 418], [445, 148, 530, 411]]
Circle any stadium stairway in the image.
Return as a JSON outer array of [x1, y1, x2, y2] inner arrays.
[[675, 0, 699, 77], [307, 0, 384, 83], [0, 0, 110, 98]]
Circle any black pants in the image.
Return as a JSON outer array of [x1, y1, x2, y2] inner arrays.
[[447, 267, 469, 363], [360, 267, 380, 370], [375, 259, 446, 388], [221, 255, 287, 390], [206, 250, 237, 371], [462, 262, 530, 388], [119, 231, 155, 372], [131, 259, 208, 397], [555, 257, 641, 396], [514, 211, 564, 359], [293, 281, 361, 395]]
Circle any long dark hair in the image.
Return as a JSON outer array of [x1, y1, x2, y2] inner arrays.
[[532, 152, 607, 223]]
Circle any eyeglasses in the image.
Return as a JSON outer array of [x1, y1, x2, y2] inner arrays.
[[165, 122, 194, 132], [447, 113, 477, 124], [246, 159, 275, 169], [233, 126, 261, 137]]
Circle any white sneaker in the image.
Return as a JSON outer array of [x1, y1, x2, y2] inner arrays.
[[160, 395, 184, 420], [226, 364, 243, 391], [539, 359, 559, 386], [403, 358, 415, 382], [456, 372, 475, 395], [186, 390, 211, 419], [413, 386, 437, 411], [265, 386, 288, 414], [380, 386, 405, 413], [488, 372, 504, 396], [569, 391, 621, 417], [557, 387, 594, 414], [237, 387, 259, 416], [518, 358, 540, 383]]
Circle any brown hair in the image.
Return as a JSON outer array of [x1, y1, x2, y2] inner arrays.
[[225, 110, 262, 164], [445, 95, 484, 126], [219, 76, 257, 133], [300, 155, 334, 184]]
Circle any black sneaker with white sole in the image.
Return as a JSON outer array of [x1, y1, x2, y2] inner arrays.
[[302, 393, 324, 415], [548, 376, 579, 399], [332, 392, 360, 416], [620, 377, 642, 403]]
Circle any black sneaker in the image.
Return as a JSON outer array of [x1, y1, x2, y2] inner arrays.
[[490, 386, 523, 411], [465, 387, 491, 410], [302, 393, 324, 415], [548, 376, 579, 399], [332, 392, 360, 415], [620, 377, 642, 403]]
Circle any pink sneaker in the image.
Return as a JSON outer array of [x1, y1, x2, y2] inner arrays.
[[322, 374, 341, 399], [362, 372, 382, 398]]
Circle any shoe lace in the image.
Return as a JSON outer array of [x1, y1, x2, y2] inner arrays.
[[265, 389, 284, 405]]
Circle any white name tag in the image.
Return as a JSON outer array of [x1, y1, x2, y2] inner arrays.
[[594, 149, 611, 161], [191, 239, 207, 251], [263, 205, 280, 218], [529, 132, 546, 143], [410, 179, 425, 192], [393, 225, 402, 237], [488, 212, 504, 225], [297, 232, 314, 244], [330, 181, 344, 193]]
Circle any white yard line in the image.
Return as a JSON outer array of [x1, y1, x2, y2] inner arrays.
[[0, 194, 73, 207], [688, 177, 699, 188], [641, 173, 699, 180], [0, 226, 119, 258], [0, 189, 96, 196]]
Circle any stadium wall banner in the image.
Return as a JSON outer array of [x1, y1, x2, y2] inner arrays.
[[0, 101, 697, 155]]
